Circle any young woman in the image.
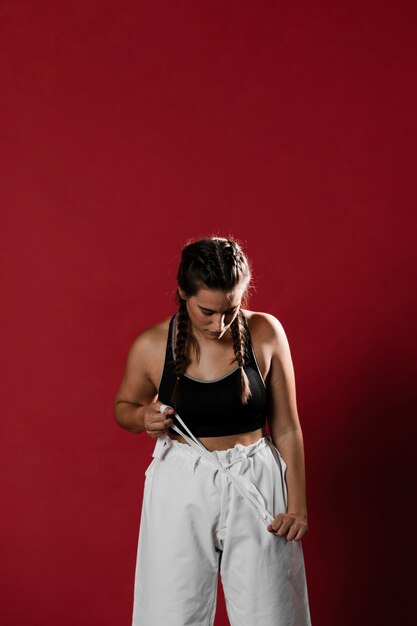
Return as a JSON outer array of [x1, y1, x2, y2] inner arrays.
[[114, 236, 312, 626]]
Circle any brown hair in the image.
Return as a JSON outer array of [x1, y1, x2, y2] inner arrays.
[[170, 236, 254, 410]]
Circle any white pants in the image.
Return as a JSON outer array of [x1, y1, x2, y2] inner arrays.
[[132, 434, 312, 625]]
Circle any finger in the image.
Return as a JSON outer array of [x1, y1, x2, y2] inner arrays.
[[159, 403, 175, 415], [146, 416, 172, 432], [148, 426, 171, 439], [151, 406, 174, 421], [294, 528, 304, 542], [149, 421, 171, 433], [272, 513, 286, 528], [286, 524, 300, 541], [155, 415, 173, 424], [267, 514, 285, 532], [290, 524, 308, 542], [276, 518, 293, 536], [147, 415, 172, 432], [292, 526, 306, 542], [270, 514, 287, 533]]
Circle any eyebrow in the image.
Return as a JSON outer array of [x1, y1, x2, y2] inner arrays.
[[198, 305, 238, 313]]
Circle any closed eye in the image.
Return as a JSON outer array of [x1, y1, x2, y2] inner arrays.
[[201, 307, 238, 316]]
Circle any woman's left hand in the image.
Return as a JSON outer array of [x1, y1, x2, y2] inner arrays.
[[267, 512, 308, 541]]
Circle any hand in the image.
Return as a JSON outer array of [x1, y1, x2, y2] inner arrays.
[[143, 401, 175, 440], [267, 512, 308, 542]]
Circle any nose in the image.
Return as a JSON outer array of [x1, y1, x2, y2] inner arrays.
[[212, 315, 226, 332]]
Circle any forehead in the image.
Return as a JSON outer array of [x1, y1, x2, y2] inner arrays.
[[194, 288, 243, 308]]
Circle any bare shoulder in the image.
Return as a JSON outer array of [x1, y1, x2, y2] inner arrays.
[[241, 309, 290, 383], [242, 309, 289, 349], [115, 314, 173, 403], [129, 315, 172, 357]]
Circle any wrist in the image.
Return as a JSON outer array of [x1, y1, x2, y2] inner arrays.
[[287, 511, 308, 519]]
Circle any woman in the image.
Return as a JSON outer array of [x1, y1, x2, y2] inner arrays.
[[114, 236, 312, 626]]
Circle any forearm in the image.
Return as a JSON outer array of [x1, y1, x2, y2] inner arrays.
[[114, 401, 146, 434], [271, 428, 308, 517]]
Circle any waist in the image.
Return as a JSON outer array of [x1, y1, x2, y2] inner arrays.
[[168, 426, 266, 452]]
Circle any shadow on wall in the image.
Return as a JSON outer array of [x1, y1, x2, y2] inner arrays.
[[311, 340, 414, 626]]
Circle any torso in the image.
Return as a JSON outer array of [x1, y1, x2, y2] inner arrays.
[[146, 309, 272, 451]]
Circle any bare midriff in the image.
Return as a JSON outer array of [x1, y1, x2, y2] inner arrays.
[[168, 427, 266, 452]]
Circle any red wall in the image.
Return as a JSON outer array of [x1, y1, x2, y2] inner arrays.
[[1, 1, 415, 624]]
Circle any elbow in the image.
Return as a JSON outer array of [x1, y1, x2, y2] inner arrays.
[[272, 427, 303, 442]]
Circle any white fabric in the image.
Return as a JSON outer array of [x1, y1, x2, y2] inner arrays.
[[132, 406, 312, 625]]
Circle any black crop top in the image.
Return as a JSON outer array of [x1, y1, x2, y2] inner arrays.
[[158, 312, 267, 437]]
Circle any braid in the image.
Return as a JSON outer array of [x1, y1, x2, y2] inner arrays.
[[230, 310, 252, 404], [170, 298, 189, 410], [171, 235, 254, 409], [175, 298, 189, 377]]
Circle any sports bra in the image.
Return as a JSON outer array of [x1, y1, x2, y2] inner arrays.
[[158, 312, 267, 437]]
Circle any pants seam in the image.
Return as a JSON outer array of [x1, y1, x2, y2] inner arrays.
[[206, 568, 218, 626]]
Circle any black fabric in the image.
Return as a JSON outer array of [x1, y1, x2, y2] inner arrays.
[[158, 312, 267, 437]]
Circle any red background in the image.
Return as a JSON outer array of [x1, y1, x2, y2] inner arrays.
[[1, 1, 416, 625]]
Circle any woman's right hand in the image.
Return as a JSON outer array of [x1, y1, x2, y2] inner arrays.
[[143, 401, 175, 439]]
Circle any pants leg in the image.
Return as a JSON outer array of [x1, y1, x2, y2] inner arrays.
[[132, 439, 222, 626], [218, 438, 312, 626], [132, 436, 312, 626]]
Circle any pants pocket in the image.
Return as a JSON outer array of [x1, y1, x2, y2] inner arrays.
[[266, 437, 288, 510]]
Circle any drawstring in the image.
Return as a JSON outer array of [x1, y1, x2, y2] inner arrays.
[[192, 450, 249, 476], [155, 405, 275, 526], [237, 452, 249, 475]]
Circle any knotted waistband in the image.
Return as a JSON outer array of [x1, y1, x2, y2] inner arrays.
[[153, 433, 268, 474], [151, 406, 279, 527]]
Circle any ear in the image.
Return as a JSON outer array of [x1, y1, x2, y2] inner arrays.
[[178, 287, 187, 300]]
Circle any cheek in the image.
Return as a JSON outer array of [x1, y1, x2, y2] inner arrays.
[[196, 312, 210, 324], [189, 306, 203, 321]]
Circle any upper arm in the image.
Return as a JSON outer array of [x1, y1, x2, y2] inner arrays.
[[261, 313, 302, 437], [113, 329, 160, 409]]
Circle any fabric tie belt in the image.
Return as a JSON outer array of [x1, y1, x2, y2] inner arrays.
[[153, 404, 282, 527]]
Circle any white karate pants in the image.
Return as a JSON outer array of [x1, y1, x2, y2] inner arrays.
[[131, 424, 312, 625]]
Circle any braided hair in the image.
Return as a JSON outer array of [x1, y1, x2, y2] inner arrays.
[[169, 236, 254, 410]]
